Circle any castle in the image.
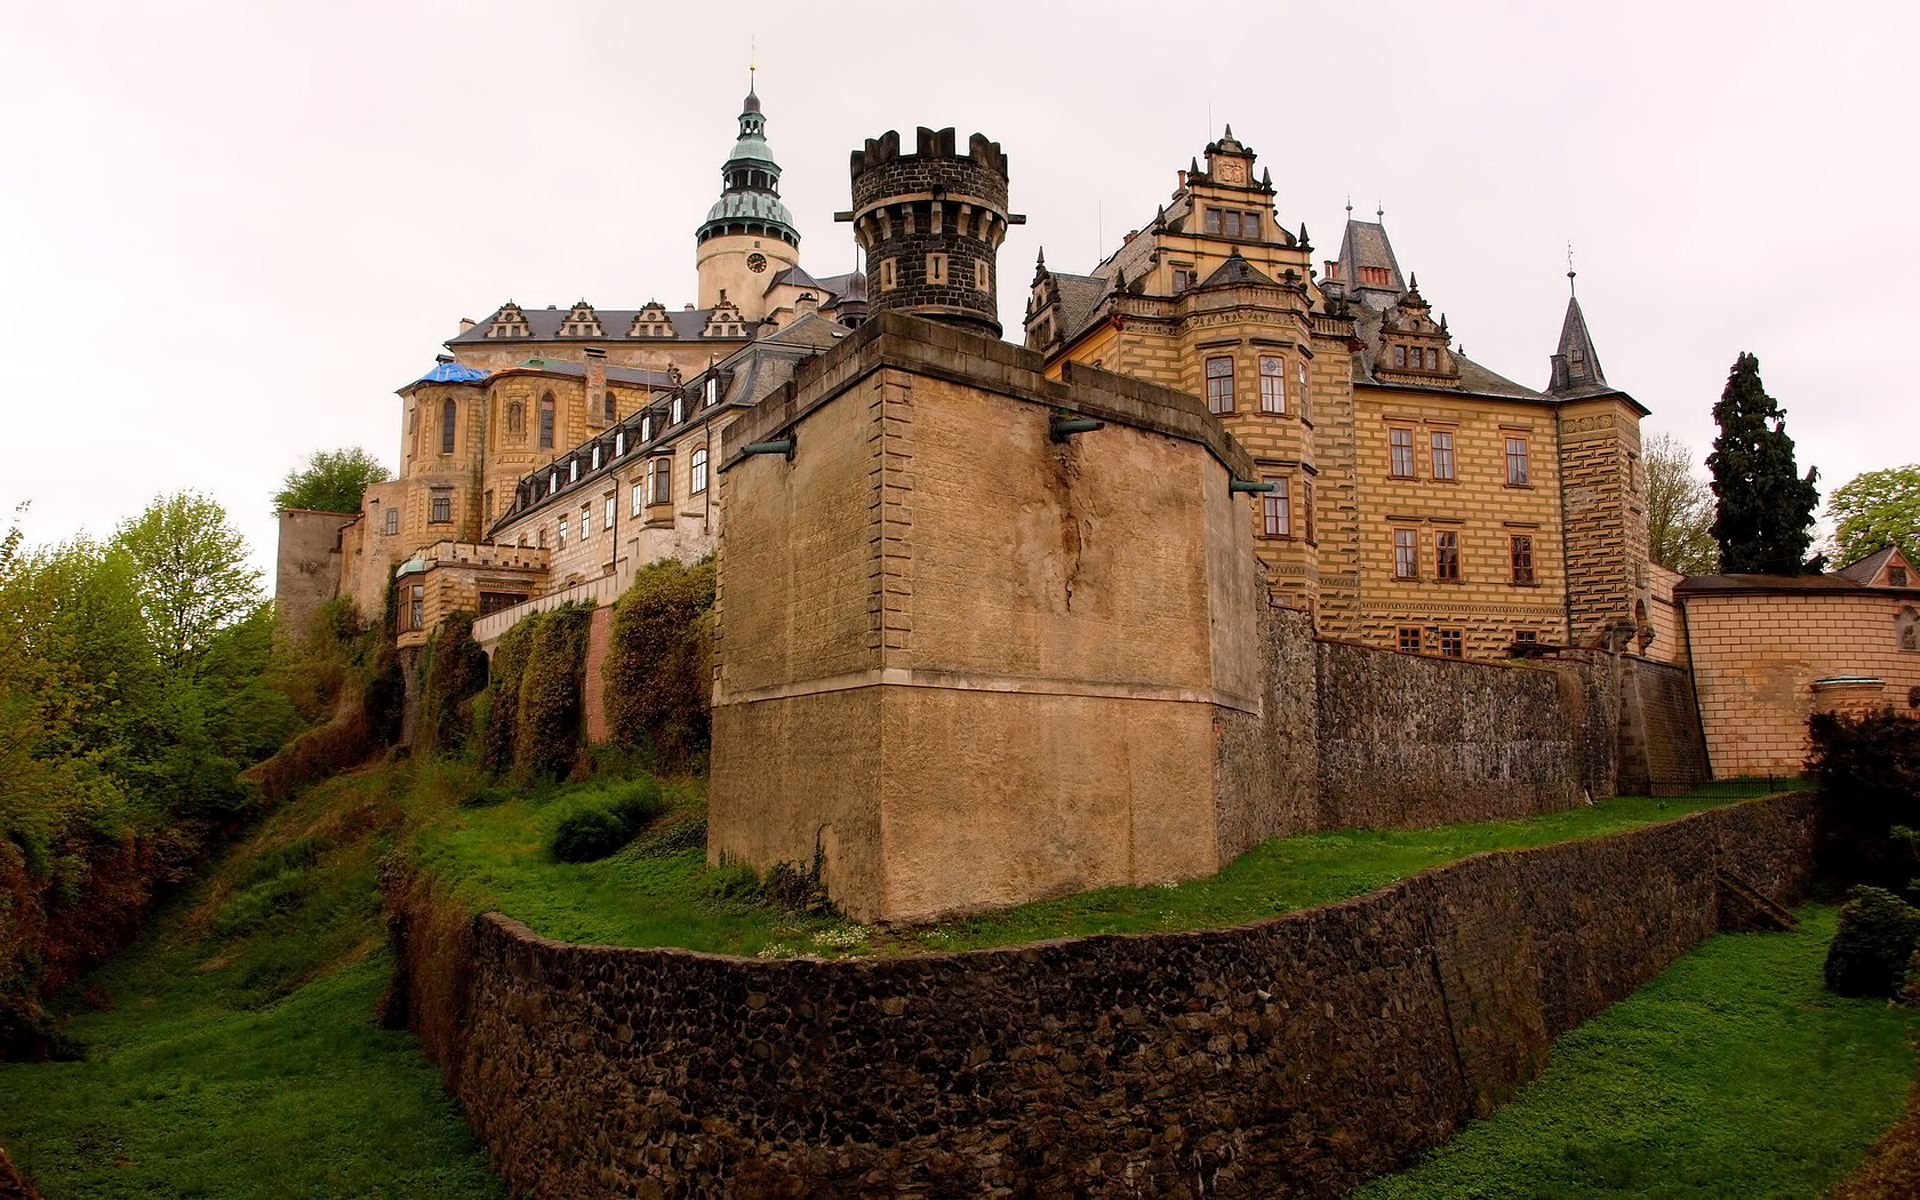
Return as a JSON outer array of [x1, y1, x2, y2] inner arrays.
[[275, 88, 1919, 919]]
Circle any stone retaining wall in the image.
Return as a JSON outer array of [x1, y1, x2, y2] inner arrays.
[[390, 792, 1817, 1198]]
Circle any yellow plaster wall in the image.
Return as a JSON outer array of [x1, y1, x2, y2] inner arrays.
[[1685, 591, 1920, 777]]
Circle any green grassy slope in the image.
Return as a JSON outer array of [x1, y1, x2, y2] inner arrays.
[[1357, 906, 1916, 1199], [0, 769, 500, 1199]]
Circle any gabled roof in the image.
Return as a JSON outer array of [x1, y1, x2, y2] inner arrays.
[[1199, 252, 1276, 288], [1349, 306, 1544, 400], [1836, 544, 1914, 586]]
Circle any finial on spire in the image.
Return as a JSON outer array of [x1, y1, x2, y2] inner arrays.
[[1376, 200, 1385, 221], [1223, 122, 1234, 139], [1345, 195, 1353, 218], [1409, 272, 1419, 292], [1566, 239, 1577, 295]]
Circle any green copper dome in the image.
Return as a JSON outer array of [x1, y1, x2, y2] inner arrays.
[[696, 88, 799, 248]]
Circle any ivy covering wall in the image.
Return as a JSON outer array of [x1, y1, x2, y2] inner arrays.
[[603, 558, 715, 774], [479, 605, 595, 783]]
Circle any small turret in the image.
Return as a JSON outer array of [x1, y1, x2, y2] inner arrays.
[[839, 126, 1024, 338], [1547, 271, 1608, 395]]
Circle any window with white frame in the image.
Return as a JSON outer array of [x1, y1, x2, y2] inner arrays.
[[1258, 356, 1286, 413], [1262, 477, 1291, 537], [1205, 355, 1234, 414], [691, 447, 709, 495], [648, 457, 672, 505]]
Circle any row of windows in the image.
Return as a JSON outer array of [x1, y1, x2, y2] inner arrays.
[[1204, 354, 1312, 420], [1202, 207, 1262, 240], [1391, 345, 1442, 371], [1388, 428, 1530, 486], [1392, 529, 1537, 585], [517, 449, 710, 551], [1396, 627, 1539, 658], [877, 254, 991, 293]]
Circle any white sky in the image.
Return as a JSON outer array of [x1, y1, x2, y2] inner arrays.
[[3, 1, 1914, 582]]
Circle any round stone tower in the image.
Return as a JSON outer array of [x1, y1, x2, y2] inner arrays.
[[843, 127, 1019, 339]]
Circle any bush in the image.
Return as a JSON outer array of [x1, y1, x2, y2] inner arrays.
[[1808, 709, 1920, 892], [512, 606, 593, 784], [550, 808, 630, 863], [546, 778, 666, 863], [603, 558, 715, 773], [1825, 885, 1920, 998]]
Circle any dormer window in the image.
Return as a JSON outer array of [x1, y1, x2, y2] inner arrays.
[[568, 459, 579, 483], [591, 445, 601, 471], [1393, 345, 1408, 368], [641, 414, 654, 442], [704, 376, 719, 408], [671, 394, 685, 424], [1172, 264, 1196, 292], [615, 430, 625, 457], [1892, 566, 1910, 588]]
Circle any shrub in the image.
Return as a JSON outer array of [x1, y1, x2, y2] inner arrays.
[[546, 779, 665, 863], [603, 557, 715, 774], [1808, 709, 1920, 892], [1825, 885, 1920, 998], [550, 808, 630, 863]]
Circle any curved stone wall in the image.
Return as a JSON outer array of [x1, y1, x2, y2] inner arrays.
[[390, 793, 1816, 1197]]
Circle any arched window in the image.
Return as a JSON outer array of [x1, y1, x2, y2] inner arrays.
[[539, 392, 556, 449], [441, 398, 457, 455], [691, 446, 709, 495], [604, 390, 617, 423]]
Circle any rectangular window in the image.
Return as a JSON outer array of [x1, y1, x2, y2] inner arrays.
[[1398, 627, 1421, 653], [581, 503, 592, 537], [1262, 477, 1291, 537], [557, 516, 567, 548], [1505, 437, 1530, 485], [1510, 535, 1536, 585], [1296, 361, 1311, 423], [1389, 428, 1415, 477], [1435, 530, 1460, 581], [429, 488, 452, 524], [1205, 355, 1234, 415], [1172, 265, 1195, 291], [1514, 629, 1538, 644], [1430, 431, 1456, 481], [384, 506, 399, 536], [479, 591, 523, 617], [1891, 565, 1909, 587], [1206, 208, 1260, 238], [631, 482, 644, 517], [408, 584, 424, 631], [672, 395, 685, 424], [1392, 345, 1407, 368], [1303, 479, 1315, 543], [537, 527, 547, 549], [604, 496, 615, 530], [1394, 528, 1418, 579], [1439, 629, 1464, 659], [649, 457, 672, 505], [1258, 356, 1286, 413]]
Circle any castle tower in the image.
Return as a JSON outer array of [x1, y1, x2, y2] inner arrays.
[[696, 81, 801, 320], [840, 127, 1021, 339]]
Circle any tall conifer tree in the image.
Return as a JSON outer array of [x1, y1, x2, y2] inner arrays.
[[1706, 352, 1820, 574]]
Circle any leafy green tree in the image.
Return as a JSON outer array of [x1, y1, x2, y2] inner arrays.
[[272, 447, 390, 515], [1706, 352, 1820, 574], [112, 493, 263, 674], [1643, 431, 1718, 575], [1825, 464, 1920, 568]]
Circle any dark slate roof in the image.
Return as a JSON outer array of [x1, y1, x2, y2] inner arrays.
[[1835, 544, 1911, 585], [1051, 271, 1111, 344], [767, 264, 827, 292], [1675, 570, 1920, 597], [448, 304, 759, 344], [1547, 293, 1609, 396], [1199, 252, 1276, 288], [1336, 218, 1405, 307]]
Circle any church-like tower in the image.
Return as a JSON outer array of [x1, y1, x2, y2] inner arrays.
[[695, 81, 801, 320]]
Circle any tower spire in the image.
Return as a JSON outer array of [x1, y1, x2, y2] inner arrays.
[[1547, 271, 1607, 396]]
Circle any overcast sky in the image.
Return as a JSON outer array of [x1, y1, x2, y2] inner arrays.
[[3, 1, 1913, 583]]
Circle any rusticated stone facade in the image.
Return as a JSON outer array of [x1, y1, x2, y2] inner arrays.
[[388, 793, 1817, 1199]]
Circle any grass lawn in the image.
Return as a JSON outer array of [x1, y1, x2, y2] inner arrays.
[[1357, 905, 1916, 1199], [411, 766, 1763, 957], [0, 771, 501, 1199]]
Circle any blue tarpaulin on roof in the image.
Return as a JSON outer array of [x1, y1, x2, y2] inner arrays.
[[416, 360, 489, 384]]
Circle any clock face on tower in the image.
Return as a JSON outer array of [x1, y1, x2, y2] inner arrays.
[[747, 252, 767, 273], [1216, 161, 1245, 184]]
